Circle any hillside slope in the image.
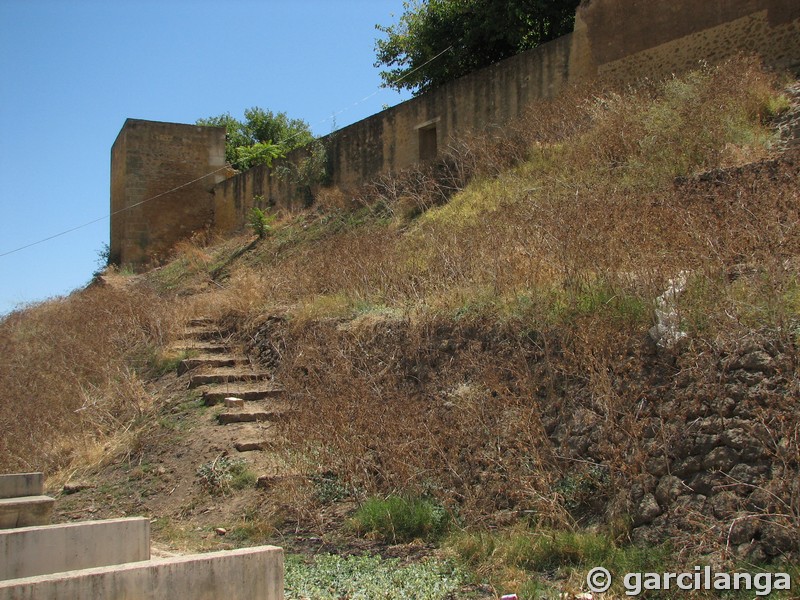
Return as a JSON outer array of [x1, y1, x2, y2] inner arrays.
[[2, 57, 799, 598]]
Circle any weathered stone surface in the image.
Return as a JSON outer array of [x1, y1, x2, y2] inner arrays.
[[234, 441, 267, 452], [633, 493, 662, 526], [728, 463, 768, 486], [727, 517, 761, 545], [644, 457, 669, 477], [720, 428, 753, 451], [178, 357, 238, 376], [189, 370, 271, 389], [672, 456, 703, 478], [733, 350, 775, 373], [110, 119, 226, 269], [0, 545, 284, 600], [217, 411, 291, 425], [0, 474, 43, 500], [203, 386, 284, 405], [0, 496, 54, 529], [62, 482, 92, 495], [0, 517, 150, 580], [655, 475, 686, 507], [703, 446, 739, 472], [709, 491, 740, 519]]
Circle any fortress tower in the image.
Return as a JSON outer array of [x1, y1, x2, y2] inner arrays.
[[109, 119, 226, 268]]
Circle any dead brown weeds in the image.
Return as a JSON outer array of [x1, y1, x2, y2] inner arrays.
[[0, 283, 178, 474]]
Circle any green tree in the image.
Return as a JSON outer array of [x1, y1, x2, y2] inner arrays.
[[196, 108, 314, 170], [375, 0, 580, 94]]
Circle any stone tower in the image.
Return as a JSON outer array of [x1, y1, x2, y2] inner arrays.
[[109, 119, 226, 268]]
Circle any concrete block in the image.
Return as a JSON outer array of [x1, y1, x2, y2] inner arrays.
[[224, 397, 245, 408], [0, 474, 43, 499], [0, 518, 150, 580], [0, 545, 284, 600], [0, 496, 53, 529]]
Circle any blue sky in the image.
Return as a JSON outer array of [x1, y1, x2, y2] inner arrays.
[[0, 0, 410, 315]]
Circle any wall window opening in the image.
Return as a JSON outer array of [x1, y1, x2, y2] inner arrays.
[[417, 120, 439, 161]]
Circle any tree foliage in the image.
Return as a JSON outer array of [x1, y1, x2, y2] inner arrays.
[[197, 107, 314, 170], [375, 0, 580, 94]]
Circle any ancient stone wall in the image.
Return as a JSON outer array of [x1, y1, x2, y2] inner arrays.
[[112, 0, 800, 249], [569, 0, 800, 83], [110, 119, 226, 268], [211, 34, 574, 236]]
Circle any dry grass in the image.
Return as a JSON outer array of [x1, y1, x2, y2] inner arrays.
[[0, 282, 178, 474], [192, 57, 794, 328], [195, 57, 798, 551], [2, 57, 796, 573]]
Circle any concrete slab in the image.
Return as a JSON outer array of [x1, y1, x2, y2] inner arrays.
[[0, 518, 150, 580], [0, 496, 53, 529], [0, 545, 284, 600], [0, 474, 43, 499]]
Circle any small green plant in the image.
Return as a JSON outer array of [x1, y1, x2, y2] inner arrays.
[[762, 93, 791, 120], [227, 508, 277, 545], [196, 456, 256, 495], [312, 471, 350, 503], [248, 206, 276, 239], [349, 495, 450, 543], [554, 464, 610, 515], [275, 139, 330, 207]]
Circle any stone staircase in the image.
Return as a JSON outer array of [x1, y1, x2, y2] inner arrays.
[[0, 472, 283, 599], [171, 318, 290, 458], [0, 473, 54, 530]]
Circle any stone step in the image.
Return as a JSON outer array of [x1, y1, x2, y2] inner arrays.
[[234, 440, 272, 452], [0, 495, 54, 529], [170, 341, 230, 355], [0, 545, 285, 599], [179, 326, 226, 342], [188, 317, 214, 327], [217, 409, 294, 425], [177, 356, 240, 376], [188, 369, 272, 389], [203, 384, 285, 405], [0, 517, 150, 580], [0, 473, 44, 499]]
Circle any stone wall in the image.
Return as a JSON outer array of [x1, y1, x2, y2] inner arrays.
[[110, 119, 227, 268], [112, 0, 800, 251], [211, 34, 574, 236], [569, 0, 800, 83], [210, 0, 800, 238]]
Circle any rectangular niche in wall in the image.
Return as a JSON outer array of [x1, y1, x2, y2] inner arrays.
[[416, 118, 440, 162]]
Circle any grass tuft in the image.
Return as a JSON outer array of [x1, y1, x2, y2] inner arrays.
[[349, 495, 450, 543]]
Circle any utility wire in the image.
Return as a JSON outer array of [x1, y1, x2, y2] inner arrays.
[[0, 166, 231, 259], [0, 45, 454, 260]]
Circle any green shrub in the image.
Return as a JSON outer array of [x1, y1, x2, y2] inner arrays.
[[248, 207, 276, 239], [349, 495, 450, 543]]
